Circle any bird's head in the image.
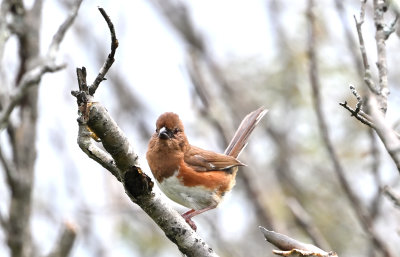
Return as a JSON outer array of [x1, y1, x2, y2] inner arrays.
[[155, 112, 185, 141]]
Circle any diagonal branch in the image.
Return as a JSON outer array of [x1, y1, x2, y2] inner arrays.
[[47, 0, 83, 59], [71, 8, 218, 257]]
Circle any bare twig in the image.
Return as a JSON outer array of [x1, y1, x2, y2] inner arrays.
[[88, 7, 118, 95], [48, 0, 83, 58], [340, 84, 375, 128], [307, 1, 393, 256], [340, 101, 375, 127], [353, 1, 379, 94], [350, 84, 363, 113]]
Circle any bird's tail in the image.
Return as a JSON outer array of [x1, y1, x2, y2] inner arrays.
[[224, 107, 268, 158]]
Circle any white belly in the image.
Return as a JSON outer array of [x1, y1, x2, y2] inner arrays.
[[158, 173, 220, 210]]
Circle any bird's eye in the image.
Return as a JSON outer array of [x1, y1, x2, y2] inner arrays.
[[173, 128, 180, 134]]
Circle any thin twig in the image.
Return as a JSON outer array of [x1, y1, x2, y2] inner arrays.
[[353, 1, 379, 94], [48, 0, 83, 59], [350, 84, 363, 113], [339, 101, 374, 127], [88, 7, 119, 95]]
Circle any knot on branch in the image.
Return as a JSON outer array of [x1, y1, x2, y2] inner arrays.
[[124, 166, 154, 199]]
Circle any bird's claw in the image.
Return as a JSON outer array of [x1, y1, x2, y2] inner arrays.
[[182, 214, 197, 231]]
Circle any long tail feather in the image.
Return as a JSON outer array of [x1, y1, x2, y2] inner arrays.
[[224, 107, 268, 158]]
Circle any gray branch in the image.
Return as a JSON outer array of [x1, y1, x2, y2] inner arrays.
[[373, 0, 390, 113], [71, 8, 218, 257], [259, 227, 337, 257], [368, 95, 400, 172]]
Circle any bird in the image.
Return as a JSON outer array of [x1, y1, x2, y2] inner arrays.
[[146, 107, 267, 231]]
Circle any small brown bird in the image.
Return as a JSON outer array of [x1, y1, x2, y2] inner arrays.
[[146, 107, 267, 230]]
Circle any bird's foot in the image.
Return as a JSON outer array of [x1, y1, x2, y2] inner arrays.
[[182, 212, 197, 231]]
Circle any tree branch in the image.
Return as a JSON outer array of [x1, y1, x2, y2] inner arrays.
[[47, 0, 83, 59], [259, 226, 337, 257], [88, 7, 118, 96], [71, 8, 218, 257], [368, 95, 400, 172], [373, 0, 390, 112], [353, 0, 379, 94]]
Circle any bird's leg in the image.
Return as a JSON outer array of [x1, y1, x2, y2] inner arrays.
[[182, 210, 197, 231], [181, 205, 217, 231]]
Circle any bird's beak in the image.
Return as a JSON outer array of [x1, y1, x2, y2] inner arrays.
[[158, 127, 173, 140]]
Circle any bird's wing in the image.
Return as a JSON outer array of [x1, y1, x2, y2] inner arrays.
[[184, 145, 245, 172]]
